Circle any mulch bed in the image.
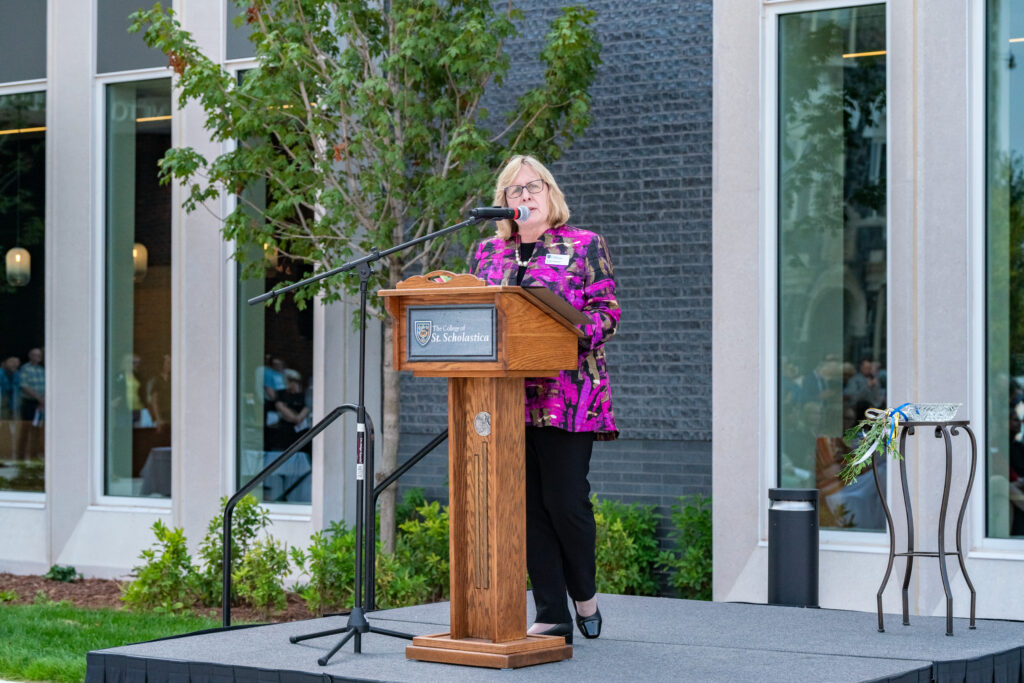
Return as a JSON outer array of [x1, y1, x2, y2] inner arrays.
[[0, 572, 320, 624]]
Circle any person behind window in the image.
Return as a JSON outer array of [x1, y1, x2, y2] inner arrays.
[[16, 347, 44, 461], [469, 154, 620, 644], [264, 356, 286, 403], [261, 356, 286, 431], [844, 357, 884, 409], [0, 356, 20, 461], [798, 354, 842, 405], [147, 353, 171, 439], [1008, 407, 1024, 536], [268, 368, 310, 451]]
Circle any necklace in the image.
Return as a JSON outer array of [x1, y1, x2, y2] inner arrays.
[[514, 237, 531, 267]]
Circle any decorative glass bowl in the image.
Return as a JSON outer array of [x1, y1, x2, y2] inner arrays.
[[899, 402, 962, 422]]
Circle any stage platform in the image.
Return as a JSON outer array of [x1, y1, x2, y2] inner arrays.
[[86, 593, 1023, 682]]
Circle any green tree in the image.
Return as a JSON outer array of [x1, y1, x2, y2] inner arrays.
[[130, 0, 600, 551]]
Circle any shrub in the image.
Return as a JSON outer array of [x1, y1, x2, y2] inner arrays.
[[118, 488, 711, 616], [295, 494, 667, 609], [395, 500, 450, 602], [44, 565, 81, 583], [235, 537, 290, 618], [395, 487, 427, 525], [121, 520, 197, 613], [121, 496, 289, 616], [592, 497, 661, 596], [373, 549, 432, 610], [658, 494, 712, 600], [291, 497, 452, 614], [195, 495, 272, 606], [290, 520, 357, 615], [33, 589, 65, 606]]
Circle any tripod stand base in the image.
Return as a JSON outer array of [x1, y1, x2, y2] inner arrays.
[[290, 606, 414, 666], [406, 632, 572, 669]]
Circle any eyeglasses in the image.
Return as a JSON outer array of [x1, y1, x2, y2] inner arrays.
[[504, 179, 546, 199]]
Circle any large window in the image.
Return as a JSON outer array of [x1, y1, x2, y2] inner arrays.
[[0, 91, 45, 493], [986, 0, 1024, 539], [104, 79, 173, 498], [235, 189, 314, 505], [237, 259, 314, 505], [777, 5, 887, 531]]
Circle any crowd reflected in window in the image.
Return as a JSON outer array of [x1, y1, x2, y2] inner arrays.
[[0, 91, 45, 493], [103, 79, 173, 498], [777, 5, 888, 531], [987, 0, 1024, 538], [237, 253, 314, 505]]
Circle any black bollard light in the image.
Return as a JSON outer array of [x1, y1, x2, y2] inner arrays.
[[768, 488, 819, 607]]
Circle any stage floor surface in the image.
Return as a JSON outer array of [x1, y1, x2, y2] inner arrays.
[[87, 593, 1023, 682]]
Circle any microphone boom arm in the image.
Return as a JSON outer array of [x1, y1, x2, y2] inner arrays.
[[249, 215, 485, 306]]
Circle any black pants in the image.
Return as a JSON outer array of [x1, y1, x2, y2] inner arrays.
[[525, 426, 597, 624]]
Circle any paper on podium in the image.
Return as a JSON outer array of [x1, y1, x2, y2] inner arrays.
[[519, 285, 591, 327]]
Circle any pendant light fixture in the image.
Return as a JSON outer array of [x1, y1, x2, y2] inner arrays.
[[264, 241, 278, 270], [6, 134, 30, 287], [5, 246, 30, 286], [132, 242, 148, 283]]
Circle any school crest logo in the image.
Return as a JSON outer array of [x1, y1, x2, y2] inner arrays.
[[414, 320, 432, 347]]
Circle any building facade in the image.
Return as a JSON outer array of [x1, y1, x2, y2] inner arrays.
[[395, 0, 714, 531], [0, 0, 380, 577], [715, 0, 1024, 620], [7, 0, 1018, 627], [0, 0, 715, 578]]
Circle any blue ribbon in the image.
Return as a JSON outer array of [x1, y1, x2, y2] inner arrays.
[[887, 402, 911, 454]]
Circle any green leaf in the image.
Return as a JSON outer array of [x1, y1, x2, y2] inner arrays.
[[131, 1, 601, 298], [839, 410, 903, 484]]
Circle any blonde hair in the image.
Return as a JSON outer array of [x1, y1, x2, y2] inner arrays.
[[491, 155, 570, 240]]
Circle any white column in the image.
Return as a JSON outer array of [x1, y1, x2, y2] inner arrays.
[[909, 0, 975, 620], [711, 0, 765, 604], [173, 0, 230, 546], [43, 0, 100, 574]]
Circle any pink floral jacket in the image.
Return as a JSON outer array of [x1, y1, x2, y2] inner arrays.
[[470, 225, 620, 440]]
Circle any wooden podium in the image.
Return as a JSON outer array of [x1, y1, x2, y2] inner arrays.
[[379, 272, 583, 669]]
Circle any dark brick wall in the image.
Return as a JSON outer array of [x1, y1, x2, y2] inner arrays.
[[395, 1, 713, 525]]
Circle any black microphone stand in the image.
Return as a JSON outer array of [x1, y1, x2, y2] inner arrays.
[[250, 214, 484, 666]]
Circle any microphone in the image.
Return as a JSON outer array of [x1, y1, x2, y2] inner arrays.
[[469, 205, 530, 221]]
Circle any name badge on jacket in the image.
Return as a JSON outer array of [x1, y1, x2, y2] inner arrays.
[[545, 253, 570, 266]]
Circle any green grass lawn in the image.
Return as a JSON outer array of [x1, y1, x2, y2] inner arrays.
[[0, 602, 224, 683]]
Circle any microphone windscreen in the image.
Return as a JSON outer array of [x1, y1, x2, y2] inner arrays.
[[516, 206, 530, 222]]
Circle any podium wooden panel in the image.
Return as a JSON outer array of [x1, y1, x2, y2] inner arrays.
[[380, 273, 582, 668]]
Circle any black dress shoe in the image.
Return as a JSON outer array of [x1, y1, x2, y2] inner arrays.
[[574, 605, 602, 639], [534, 622, 573, 645]]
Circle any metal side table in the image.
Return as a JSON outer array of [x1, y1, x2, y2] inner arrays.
[[871, 420, 977, 635]]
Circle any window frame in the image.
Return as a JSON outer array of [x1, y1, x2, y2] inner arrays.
[[0, 79, 48, 505], [761, 0, 893, 547], [974, 0, 1024, 553], [221, 60, 316, 517], [93, 68, 174, 509]]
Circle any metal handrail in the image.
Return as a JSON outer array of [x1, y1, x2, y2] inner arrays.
[[220, 408, 448, 624], [222, 403, 359, 627], [365, 428, 449, 610]]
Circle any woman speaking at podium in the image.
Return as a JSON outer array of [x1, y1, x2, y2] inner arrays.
[[470, 155, 620, 644]]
